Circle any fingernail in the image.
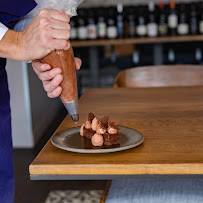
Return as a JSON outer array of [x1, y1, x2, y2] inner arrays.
[[56, 75, 62, 82], [54, 69, 60, 74], [57, 86, 62, 92]]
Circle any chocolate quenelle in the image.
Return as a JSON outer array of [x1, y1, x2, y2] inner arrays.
[[41, 42, 79, 122]]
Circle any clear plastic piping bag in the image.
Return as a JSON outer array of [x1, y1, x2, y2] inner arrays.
[[14, 0, 84, 31], [37, 0, 84, 17]]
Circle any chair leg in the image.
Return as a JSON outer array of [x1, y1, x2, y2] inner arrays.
[[100, 180, 112, 203]]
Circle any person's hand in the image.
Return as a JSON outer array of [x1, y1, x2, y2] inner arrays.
[[32, 58, 82, 98], [16, 9, 71, 61]]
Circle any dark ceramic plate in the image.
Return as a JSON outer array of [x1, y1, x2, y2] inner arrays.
[[51, 126, 144, 153]]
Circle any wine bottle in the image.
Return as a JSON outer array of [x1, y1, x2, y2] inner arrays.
[[77, 9, 88, 40], [177, 3, 189, 35], [107, 7, 118, 39], [147, 1, 158, 37], [136, 6, 147, 37], [97, 7, 107, 39], [189, 3, 198, 35], [158, 2, 168, 36], [199, 2, 203, 34], [168, 1, 178, 36], [125, 6, 136, 38], [123, 6, 129, 38], [87, 9, 97, 40], [117, 4, 124, 39]]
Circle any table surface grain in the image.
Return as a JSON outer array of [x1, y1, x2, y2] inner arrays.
[[29, 87, 203, 175]]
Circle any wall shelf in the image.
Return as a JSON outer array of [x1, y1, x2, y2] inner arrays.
[[71, 35, 203, 47]]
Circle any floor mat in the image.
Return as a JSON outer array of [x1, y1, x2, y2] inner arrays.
[[45, 190, 103, 203]]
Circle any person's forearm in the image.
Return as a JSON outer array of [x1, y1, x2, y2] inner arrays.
[[0, 9, 71, 62], [0, 29, 23, 61]]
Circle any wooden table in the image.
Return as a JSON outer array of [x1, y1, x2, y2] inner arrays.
[[30, 87, 203, 180]]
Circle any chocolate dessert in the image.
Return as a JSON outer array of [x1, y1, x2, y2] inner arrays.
[[80, 113, 120, 147], [88, 112, 95, 122], [80, 112, 96, 139], [103, 133, 120, 146], [83, 128, 96, 139]]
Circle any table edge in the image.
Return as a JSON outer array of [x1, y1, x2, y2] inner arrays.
[[29, 163, 203, 175], [30, 174, 203, 180]]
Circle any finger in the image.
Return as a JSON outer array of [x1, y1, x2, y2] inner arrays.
[[50, 39, 70, 50], [38, 68, 62, 81], [49, 10, 70, 23], [50, 19, 70, 30], [74, 58, 82, 70], [47, 86, 62, 98], [32, 60, 52, 72], [43, 74, 63, 92], [51, 29, 70, 40], [32, 60, 43, 76], [32, 62, 40, 75]]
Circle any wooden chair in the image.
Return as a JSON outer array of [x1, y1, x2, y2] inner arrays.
[[113, 65, 203, 88]]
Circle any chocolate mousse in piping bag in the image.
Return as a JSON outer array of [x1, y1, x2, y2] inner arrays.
[[39, 0, 84, 122]]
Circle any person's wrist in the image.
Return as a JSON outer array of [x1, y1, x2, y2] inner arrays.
[[0, 29, 25, 61], [14, 31, 27, 61]]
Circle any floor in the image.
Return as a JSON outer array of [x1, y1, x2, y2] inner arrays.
[[13, 149, 107, 203], [13, 111, 107, 203]]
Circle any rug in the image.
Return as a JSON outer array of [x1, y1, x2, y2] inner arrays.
[[45, 190, 103, 203]]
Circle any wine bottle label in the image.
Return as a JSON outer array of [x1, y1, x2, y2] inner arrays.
[[158, 25, 168, 35], [147, 23, 158, 37], [98, 22, 106, 38], [107, 26, 118, 39], [70, 27, 77, 39], [199, 21, 203, 34], [88, 24, 97, 39], [136, 25, 147, 36], [78, 26, 88, 40], [168, 14, 178, 28], [177, 23, 189, 35]]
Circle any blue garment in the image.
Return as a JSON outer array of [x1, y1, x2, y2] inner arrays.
[[0, 1, 36, 203], [0, 1, 36, 28], [0, 62, 13, 203]]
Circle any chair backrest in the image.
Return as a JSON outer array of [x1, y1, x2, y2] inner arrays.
[[113, 65, 203, 88]]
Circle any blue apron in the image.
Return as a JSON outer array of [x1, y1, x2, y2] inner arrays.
[[0, 1, 36, 202]]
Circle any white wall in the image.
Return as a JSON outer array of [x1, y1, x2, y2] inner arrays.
[[6, 60, 34, 148]]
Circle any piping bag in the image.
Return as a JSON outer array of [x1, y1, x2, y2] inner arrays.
[[39, 0, 84, 122]]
